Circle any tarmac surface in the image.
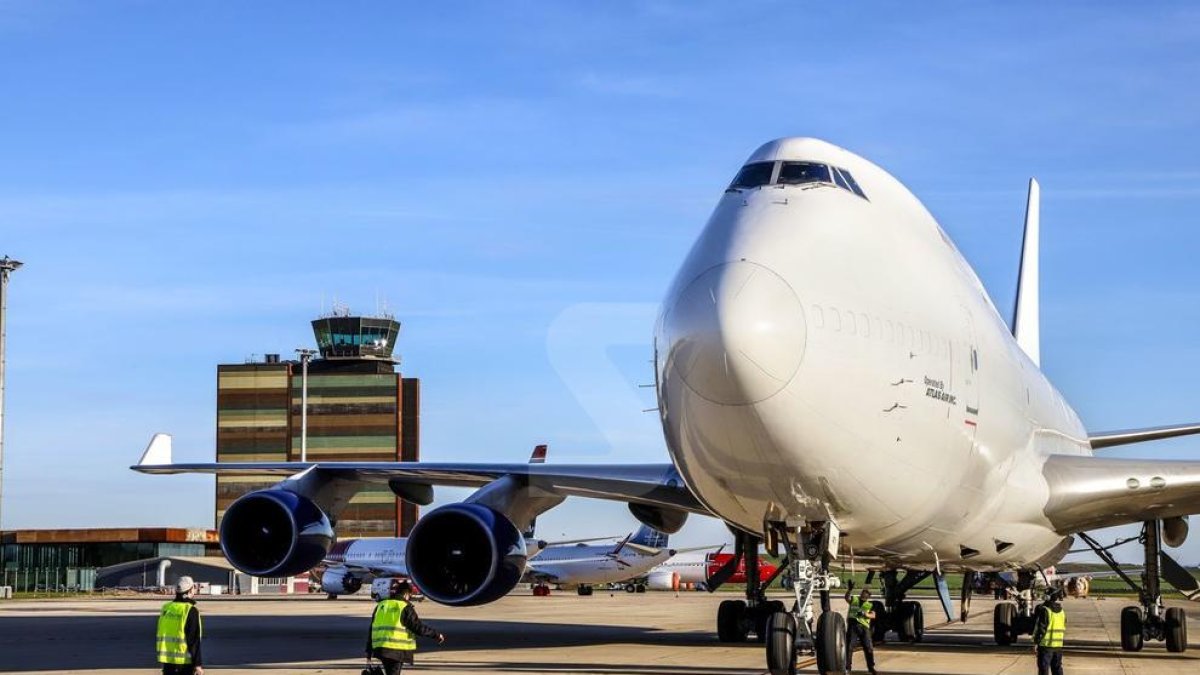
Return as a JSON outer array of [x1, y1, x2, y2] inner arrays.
[[0, 591, 1197, 674]]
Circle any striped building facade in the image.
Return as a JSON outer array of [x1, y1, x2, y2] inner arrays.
[[215, 360, 419, 538]]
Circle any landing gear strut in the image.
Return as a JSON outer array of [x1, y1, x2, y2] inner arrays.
[[713, 531, 785, 643], [758, 521, 845, 675], [991, 570, 1037, 644], [1081, 521, 1189, 653], [875, 569, 928, 643]]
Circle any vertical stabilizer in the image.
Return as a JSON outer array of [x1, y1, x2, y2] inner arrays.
[[1012, 178, 1040, 366]]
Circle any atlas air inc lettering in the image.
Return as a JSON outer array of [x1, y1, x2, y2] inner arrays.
[[924, 376, 957, 405]]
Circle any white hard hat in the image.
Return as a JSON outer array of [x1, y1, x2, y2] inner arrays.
[[176, 576, 196, 594]]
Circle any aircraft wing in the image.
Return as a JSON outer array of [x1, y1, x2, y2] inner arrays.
[[1089, 422, 1200, 450], [1043, 455, 1200, 533], [133, 434, 708, 516]]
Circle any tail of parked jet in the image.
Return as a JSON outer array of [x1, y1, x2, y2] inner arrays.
[[630, 523, 668, 550], [521, 444, 549, 540]]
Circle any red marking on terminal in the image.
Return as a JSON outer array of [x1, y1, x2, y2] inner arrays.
[[964, 420, 977, 427]]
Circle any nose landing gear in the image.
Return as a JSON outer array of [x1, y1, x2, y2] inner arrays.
[[760, 521, 846, 675]]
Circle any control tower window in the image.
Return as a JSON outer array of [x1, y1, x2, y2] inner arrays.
[[778, 162, 832, 186], [729, 162, 775, 190]]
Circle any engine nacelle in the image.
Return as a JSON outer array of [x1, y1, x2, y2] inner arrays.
[[1164, 515, 1189, 548], [405, 503, 527, 606], [220, 489, 334, 577], [321, 567, 363, 595]]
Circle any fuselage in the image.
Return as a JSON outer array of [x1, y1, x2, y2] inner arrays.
[[527, 543, 673, 585], [655, 138, 1090, 570]]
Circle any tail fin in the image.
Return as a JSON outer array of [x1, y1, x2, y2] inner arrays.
[[630, 524, 668, 549], [522, 444, 549, 538], [1012, 178, 1041, 366]]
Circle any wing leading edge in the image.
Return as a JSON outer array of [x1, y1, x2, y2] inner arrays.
[[133, 435, 708, 516]]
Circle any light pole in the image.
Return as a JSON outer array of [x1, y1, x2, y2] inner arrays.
[[0, 256, 23, 530], [295, 348, 317, 463]]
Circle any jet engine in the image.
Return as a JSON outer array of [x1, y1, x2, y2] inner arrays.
[[405, 503, 527, 606], [1163, 515, 1189, 548], [320, 567, 363, 595], [219, 489, 334, 577]]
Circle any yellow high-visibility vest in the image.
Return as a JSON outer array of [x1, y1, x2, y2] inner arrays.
[[849, 598, 873, 628], [156, 601, 200, 664], [371, 599, 417, 651], [1038, 606, 1066, 648]]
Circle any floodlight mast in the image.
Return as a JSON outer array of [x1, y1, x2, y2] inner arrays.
[[0, 256, 23, 530]]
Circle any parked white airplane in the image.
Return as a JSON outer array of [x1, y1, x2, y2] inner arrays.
[[524, 523, 711, 595], [135, 137, 1200, 674]]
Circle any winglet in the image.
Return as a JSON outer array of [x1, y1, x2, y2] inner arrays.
[[1012, 178, 1041, 366], [139, 433, 173, 466]]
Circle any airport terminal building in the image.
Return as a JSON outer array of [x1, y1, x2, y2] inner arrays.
[[215, 310, 421, 537]]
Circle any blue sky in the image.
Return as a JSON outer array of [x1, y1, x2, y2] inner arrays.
[[2, 2, 1199, 564]]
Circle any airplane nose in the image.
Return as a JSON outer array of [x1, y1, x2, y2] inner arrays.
[[664, 261, 806, 406]]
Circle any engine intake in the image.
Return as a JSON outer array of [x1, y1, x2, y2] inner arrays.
[[405, 503, 527, 606], [220, 489, 334, 577]]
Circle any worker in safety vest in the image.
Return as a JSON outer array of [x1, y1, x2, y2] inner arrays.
[[844, 581, 878, 675], [1032, 588, 1066, 675], [366, 579, 445, 675], [155, 576, 203, 675]]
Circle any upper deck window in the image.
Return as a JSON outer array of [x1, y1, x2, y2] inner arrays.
[[778, 162, 832, 186], [729, 162, 775, 190]]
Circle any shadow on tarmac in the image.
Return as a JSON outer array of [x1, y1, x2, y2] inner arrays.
[[0, 612, 756, 673]]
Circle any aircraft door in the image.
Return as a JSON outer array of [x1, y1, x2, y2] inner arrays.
[[958, 305, 980, 439]]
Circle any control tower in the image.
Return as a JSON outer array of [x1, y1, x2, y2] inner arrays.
[[214, 309, 420, 538]]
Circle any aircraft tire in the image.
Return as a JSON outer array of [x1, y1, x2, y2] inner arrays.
[[577, 585, 593, 596], [898, 601, 924, 642], [625, 584, 636, 593], [1120, 606, 1144, 652], [814, 610, 847, 674], [755, 600, 787, 643], [993, 602, 1017, 646], [1165, 607, 1187, 653], [635, 584, 647, 593], [908, 601, 924, 642], [717, 599, 748, 642], [764, 611, 797, 675]]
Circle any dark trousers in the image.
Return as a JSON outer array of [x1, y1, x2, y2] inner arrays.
[[379, 656, 404, 675], [161, 666, 196, 675], [1036, 646, 1063, 675], [846, 621, 876, 671]]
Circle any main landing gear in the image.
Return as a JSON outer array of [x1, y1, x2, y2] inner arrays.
[[861, 569, 928, 643], [713, 521, 844, 675], [713, 531, 788, 644], [991, 570, 1037, 645], [1080, 521, 1191, 653]]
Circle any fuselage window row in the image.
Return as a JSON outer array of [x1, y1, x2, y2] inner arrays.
[[728, 160, 869, 200]]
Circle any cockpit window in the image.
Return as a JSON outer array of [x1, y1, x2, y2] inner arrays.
[[729, 162, 775, 189], [831, 166, 851, 191], [839, 168, 867, 199], [727, 159, 868, 200], [778, 162, 832, 186]]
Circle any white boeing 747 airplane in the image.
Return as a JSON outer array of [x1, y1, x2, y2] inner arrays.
[[135, 137, 1200, 674]]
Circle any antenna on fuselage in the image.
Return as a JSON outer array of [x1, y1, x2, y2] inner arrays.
[[1012, 178, 1040, 366]]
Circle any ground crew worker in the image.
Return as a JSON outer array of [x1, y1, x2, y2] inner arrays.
[[1032, 588, 1066, 675], [156, 576, 203, 675], [366, 580, 445, 675], [844, 581, 878, 675]]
